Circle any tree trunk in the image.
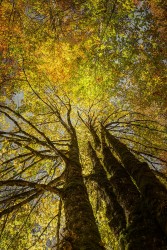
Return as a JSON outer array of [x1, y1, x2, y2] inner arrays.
[[101, 132, 141, 223], [101, 130, 167, 249], [62, 135, 104, 250], [88, 141, 126, 240], [89, 124, 101, 150], [105, 128, 167, 237]]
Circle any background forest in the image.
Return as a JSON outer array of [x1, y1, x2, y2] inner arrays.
[[0, 0, 167, 249]]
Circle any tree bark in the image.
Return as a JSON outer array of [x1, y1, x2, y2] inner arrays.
[[88, 141, 126, 240], [89, 124, 101, 150], [101, 132, 141, 223], [105, 128, 167, 238], [102, 130, 167, 249], [62, 134, 104, 250]]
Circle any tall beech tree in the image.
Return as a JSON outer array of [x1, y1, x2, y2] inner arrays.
[[105, 127, 167, 237], [85, 118, 166, 248], [59, 105, 104, 250], [100, 129, 166, 249], [0, 100, 105, 250]]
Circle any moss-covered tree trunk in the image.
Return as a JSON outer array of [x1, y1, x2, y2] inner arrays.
[[62, 134, 104, 250], [105, 128, 167, 237], [88, 141, 126, 239], [101, 132, 141, 223], [101, 132, 166, 249]]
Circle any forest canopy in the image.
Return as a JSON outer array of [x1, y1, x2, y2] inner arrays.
[[0, 0, 167, 249]]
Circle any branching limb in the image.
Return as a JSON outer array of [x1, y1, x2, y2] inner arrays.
[[0, 180, 62, 196], [0, 191, 42, 219]]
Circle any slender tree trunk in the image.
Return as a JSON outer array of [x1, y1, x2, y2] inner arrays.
[[89, 125, 101, 150], [62, 135, 104, 250], [105, 128, 167, 237], [101, 130, 166, 249], [88, 141, 126, 240]]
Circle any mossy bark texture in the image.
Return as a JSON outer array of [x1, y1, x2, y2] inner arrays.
[[88, 141, 126, 239], [105, 129, 167, 238], [62, 135, 104, 250], [101, 133, 166, 249]]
